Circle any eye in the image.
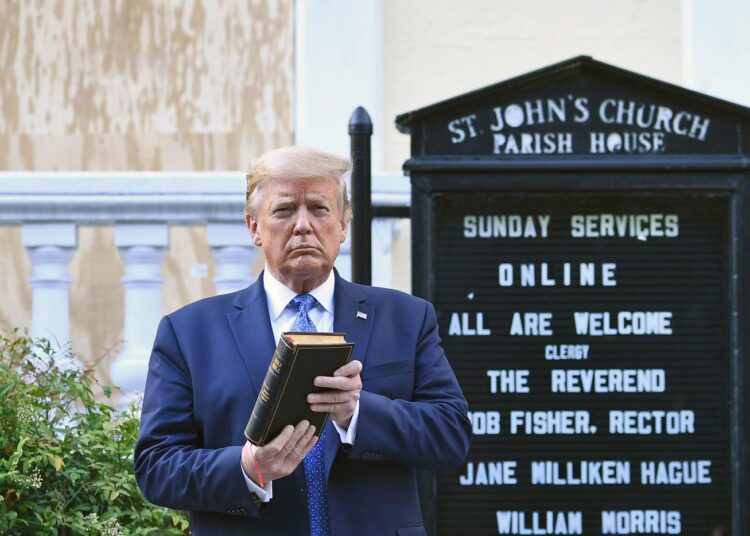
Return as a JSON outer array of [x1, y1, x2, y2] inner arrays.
[[272, 206, 293, 215]]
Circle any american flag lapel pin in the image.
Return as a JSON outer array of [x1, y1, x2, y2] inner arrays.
[[356, 311, 368, 320]]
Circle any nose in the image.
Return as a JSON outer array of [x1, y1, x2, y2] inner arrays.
[[293, 207, 313, 234]]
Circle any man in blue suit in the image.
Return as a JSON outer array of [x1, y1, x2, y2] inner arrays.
[[134, 146, 471, 535]]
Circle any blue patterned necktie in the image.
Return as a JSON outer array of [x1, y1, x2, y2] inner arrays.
[[290, 294, 331, 536]]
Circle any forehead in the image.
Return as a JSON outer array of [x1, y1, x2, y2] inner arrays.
[[263, 176, 340, 202]]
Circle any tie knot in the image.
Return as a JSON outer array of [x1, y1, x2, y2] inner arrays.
[[291, 294, 317, 314]]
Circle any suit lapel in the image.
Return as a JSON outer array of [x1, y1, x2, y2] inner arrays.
[[332, 277, 375, 367], [227, 274, 277, 398], [325, 273, 374, 477]]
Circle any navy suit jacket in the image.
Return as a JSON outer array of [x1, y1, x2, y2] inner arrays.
[[134, 272, 471, 535]]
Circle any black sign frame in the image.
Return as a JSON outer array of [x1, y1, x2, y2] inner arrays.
[[399, 57, 750, 536]]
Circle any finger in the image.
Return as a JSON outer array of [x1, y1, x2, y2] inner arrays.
[[308, 389, 360, 404], [263, 424, 295, 454], [288, 424, 316, 461], [299, 423, 316, 445], [309, 402, 353, 413], [313, 375, 360, 390], [310, 390, 339, 403], [280, 420, 311, 455], [333, 360, 363, 377], [309, 385, 361, 402], [301, 434, 319, 456]]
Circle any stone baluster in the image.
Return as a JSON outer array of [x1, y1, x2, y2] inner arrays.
[[22, 223, 77, 365], [206, 223, 257, 294], [111, 224, 168, 397]]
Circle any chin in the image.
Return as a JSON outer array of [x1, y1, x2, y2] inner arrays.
[[288, 260, 326, 277]]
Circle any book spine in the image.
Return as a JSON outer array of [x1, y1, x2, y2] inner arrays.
[[244, 338, 294, 445]]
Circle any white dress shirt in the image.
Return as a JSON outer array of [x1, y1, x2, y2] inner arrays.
[[241, 268, 361, 501]]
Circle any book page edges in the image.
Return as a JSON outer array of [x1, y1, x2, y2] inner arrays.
[[283, 332, 348, 345]]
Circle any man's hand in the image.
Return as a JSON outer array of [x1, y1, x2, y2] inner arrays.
[[241, 420, 317, 486], [307, 360, 363, 429]]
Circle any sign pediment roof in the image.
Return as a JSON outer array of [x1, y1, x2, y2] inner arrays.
[[395, 56, 750, 160]]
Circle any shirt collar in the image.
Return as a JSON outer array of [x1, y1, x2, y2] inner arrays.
[[263, 267, 335, 321]]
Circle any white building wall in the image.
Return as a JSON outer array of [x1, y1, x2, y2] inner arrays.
[[382, 0, 685, 173], [295, 0, 385, 170], [682, 0, 750, 107]]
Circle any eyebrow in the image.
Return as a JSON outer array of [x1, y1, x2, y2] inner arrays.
[[271, 192, 331, 203], [305, 195, 331, 204]]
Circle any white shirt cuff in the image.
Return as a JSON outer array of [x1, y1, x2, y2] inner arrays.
[[241, 464, 273, 502], [332, 399, 360, 444]]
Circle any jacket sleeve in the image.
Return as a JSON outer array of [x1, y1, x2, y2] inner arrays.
[[347, 301, 472, 469], [133, 316, 260, 517]]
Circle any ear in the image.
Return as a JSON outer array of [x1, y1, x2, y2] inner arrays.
[[246, 214, 263, 247], [339, 218, 349, 244]]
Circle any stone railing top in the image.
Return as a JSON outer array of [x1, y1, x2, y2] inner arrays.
[[0, 171, 410, 225]]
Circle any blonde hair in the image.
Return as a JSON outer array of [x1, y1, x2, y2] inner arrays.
[[245, 146, 352, 221]]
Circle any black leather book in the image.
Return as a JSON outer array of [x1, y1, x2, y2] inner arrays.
[[244, 332, 354, 446]]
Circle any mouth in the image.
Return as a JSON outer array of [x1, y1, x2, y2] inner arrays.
[[291, 246, 319, 254]]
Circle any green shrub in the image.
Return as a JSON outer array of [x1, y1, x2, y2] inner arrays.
[[0, 331, 188, 535]]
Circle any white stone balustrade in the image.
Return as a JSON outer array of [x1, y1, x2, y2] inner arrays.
[[0, 171, 410, 397]]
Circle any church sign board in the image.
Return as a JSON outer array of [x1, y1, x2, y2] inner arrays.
[[396, 56, 750, 535]]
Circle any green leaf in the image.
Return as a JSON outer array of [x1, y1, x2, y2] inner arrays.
[[8, 437, 27, 468], [51, 455, 64, 471]]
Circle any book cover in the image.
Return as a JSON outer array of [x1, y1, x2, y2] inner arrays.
[[244, 332, 354, 446]]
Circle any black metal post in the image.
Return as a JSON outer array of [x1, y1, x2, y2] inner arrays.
[[348, 106, 373, 285]]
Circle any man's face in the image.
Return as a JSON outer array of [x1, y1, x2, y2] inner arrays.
[[247, 176, 348, 292]]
